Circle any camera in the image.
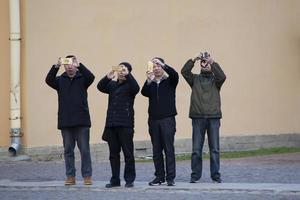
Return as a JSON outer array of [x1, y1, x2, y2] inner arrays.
[[199, 52, 210, 61], [112, 65, 122, 72], [60, 58, 73, 65], [147, 61, 154, 72]]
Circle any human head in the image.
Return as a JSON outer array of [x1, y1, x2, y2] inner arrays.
[[117, 62, 132, 81], [63, 55, 77, 77], [152, 57, 165, 78], [200, 52, 211, 72]]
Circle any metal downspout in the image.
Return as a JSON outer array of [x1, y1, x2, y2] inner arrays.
[[8, 0, 22, 156]]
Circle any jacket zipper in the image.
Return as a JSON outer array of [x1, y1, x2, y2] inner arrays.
[[156, 82, 159, 102]]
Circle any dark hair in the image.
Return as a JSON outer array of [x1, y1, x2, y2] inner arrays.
[[66, 55, 75, 58], [153, 57, 165, 64], [119, 62, 132, 72]]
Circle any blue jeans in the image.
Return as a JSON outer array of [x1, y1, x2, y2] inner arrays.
[[61, 127, 92, 178], [191, 118, 221, 180]]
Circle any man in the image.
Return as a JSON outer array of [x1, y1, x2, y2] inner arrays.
[[141, 58, 179, 186], [181, 52, 226, 183], [97, 62, 139, 188], [45, 55, 95, 185]]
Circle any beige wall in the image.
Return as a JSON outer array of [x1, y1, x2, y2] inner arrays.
[[2, 0, 300, 148], [0, 0, 10, 147]]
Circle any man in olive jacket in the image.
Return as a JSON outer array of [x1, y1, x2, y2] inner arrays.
[[181, 52, 226, 183]]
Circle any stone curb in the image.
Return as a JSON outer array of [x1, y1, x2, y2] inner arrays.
[[0, 180, 299, 195]]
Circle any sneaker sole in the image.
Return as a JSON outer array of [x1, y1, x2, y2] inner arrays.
[[149, 182, 165, 186]]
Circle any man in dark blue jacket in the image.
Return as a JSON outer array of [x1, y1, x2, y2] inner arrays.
[[97, 62, 139, 188], [141, 58, 179, 186], [45, 55, 95, 186]]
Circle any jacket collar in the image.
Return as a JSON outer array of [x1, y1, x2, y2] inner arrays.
[[200, 70, 213, 77], [62, 71, 82, 79], [152, 74, 168, 83]]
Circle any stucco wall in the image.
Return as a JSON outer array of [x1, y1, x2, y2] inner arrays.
[[1, 0, 300, 148], [0, 0, 10, 146]]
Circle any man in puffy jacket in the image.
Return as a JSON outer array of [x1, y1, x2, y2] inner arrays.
[[45, 55, 95, 186], [141, 57, 179, 186], [181, 52, 226, 183], [97, 62, 139, 188]]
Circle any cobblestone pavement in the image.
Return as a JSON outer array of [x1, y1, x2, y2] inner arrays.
[[0, 152, 300, 200], [1, 189, 299, 200]]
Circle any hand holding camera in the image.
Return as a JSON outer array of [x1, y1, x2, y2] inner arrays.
[[72, 56, 80, 68], [146, 71, 155, 81], [152, 58, 165, 67], [107, 70, 115, 80], [192, 51, 212, 62], [55, 57, 62, 68], [192, 53, 202, 62]]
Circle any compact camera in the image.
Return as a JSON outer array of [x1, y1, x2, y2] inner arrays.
[[199, 52, 210, 61], [60, 58, 73, 65], [112, 65, 122, 72], [147, 61, 154, 72]]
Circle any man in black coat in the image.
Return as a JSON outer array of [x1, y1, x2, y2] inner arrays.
[[141, 58, 179, 186], [97, 62, 139, 188], [45, 55, 95, 186]]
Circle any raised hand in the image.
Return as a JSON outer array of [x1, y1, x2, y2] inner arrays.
[[152, 58, 165, 67], [107, 70, 115, 79], [55, 57, 62, 68], [72, 56, 80, 67]]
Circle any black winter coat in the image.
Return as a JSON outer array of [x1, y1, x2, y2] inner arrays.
[[45, 63, 95, 129], [141, 65, 179, 120], [97, 73, 140, 128]]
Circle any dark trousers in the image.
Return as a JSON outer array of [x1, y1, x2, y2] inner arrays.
[[148, 116, 176, 181], [107, 127, 136, 184], [191, 118, 221, 180], [61, 127, 92, 178]]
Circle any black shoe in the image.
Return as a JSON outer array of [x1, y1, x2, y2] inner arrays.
[[125, 182, 134, 188], [105, 182, 121, 188], [148, 177, 165, 186], [190, 178, 200, 183], [167, 180, 175, 186], [212, 178, 222, 183]]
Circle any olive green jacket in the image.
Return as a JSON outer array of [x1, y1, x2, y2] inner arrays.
[[181, 59, 226, 119]]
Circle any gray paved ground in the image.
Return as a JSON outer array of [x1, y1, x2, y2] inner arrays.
[[0, 152, 300, 200]]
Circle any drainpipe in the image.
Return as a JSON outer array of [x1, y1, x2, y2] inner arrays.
[[8, 0, 22, 156]]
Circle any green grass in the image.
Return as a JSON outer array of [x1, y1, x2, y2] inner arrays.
[[136, 147, 300, 162]]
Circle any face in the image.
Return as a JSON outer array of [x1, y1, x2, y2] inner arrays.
[[63, 58, 77, 77], [200, 60, 210, 72], [153, 63, 164, 78], [117, 65, 129, 81]]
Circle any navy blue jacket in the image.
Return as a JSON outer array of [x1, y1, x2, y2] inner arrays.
[[141, 65, 179, 120], [97, 73, 140, 128], [45, 63, 95, 129]]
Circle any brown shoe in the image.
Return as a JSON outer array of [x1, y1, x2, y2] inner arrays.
[[65, 176, 76, 186], [84, 176, 92, 185]]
